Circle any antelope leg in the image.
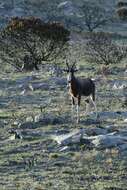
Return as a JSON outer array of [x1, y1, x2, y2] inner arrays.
[[76, 104, 79, 123], [71, 97, 75, 121], [85, 103, 90, 115], [77, 96, 81, 123], [90, 96, 98, 119]]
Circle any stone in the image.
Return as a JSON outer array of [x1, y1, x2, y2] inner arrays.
[[98, 111, 127, 119], [34, 114, 43, 123], [105, 125, 117, 132], [119, 144, 127, 151], [28, 83, 49, 91], [16, 75, 37, 85], [52, 129, 83, 146], [91, 133, 127, 149], [85, 127, 108, 136], [52, 127, 127, 151], [26, 116, 34, 122], [124, 118, 127, 123], [35, 113, 66, 125], [54, 78, 67, 86], [59, 146, 70, 152]]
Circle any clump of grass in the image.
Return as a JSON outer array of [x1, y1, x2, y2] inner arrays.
[[49, 153, 60, 159]]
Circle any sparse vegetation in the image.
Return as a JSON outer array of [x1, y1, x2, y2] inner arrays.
[[117, 6, 127, 20], [0, 1, 127, 190], [117, 1, 127, 8], [83, 32, 127, 75], [80, 1, 112, 32], [0, 17, 70, 71]]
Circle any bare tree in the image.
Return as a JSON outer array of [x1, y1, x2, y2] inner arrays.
[[81, 1, 112, 32], [84, 32, 127, 74], [117, 7, 127, 20], [0, 17, 70, 71]]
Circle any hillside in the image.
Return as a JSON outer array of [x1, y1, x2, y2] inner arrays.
[[0, 0, 127, 36], [0, 1, 127, 190], [0, 53, 127, 190]]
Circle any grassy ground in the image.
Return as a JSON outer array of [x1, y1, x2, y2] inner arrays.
[[0, 59, 127, 190]]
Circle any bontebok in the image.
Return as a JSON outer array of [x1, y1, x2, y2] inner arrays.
[[64, 60, 97, 123]]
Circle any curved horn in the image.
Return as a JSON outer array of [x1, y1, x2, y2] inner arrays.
[[66, 59, 70, 69], [72, 60, 76, 69]]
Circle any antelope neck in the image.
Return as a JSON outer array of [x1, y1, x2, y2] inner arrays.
[[70, 74, 76, 84], [69, 75, 79, 97]]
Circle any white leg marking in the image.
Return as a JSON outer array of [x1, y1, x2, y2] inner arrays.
[[85, 102, 90, 115], [90, 96, 98, 119], [76, 104, 79, 123], [71, 103, 74, 120], [71, 97, 75, 121]]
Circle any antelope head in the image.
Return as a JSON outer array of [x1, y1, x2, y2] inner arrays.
[[63, 60, 78, 84]]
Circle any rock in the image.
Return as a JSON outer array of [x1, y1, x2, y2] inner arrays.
[[91, 133, 127, 149], [112, 81, 126, 90], [116, 129, 127, 136], [20, 122, 41, 129], [13, 121, 20, 126], [3, 120, 8, 125], [52, 128, 127, 151], [52, 129, 83, 146], [57, 1, 78, 16], [105, 125, 117, 132], [48, 65, 63, 77], [18, 83, 29, 90], [28, 83, 49, 91], [85, 127, 108, 136], [26, 116, 34, 122], [35, 113, 66, 125], [0, 121, 5, 128], [16, 75, 38, 85], [50, 77, 67, 86], [118, 144, 127, 151], [20, 88, 31, 95], [98, 111, 127, 119], [124, 118, 127, 123], [59, 146, 70, 152], [34, 114, 42, 123], [58, 1, 71, 8], [8, 129, 23, 140], [11, 7, 25, 16], [21, 130, 43, 139], [17, 77, 48, 92], [20, 89, 26, 95], [55, 78, 67, 86], [36, 114, 50, 124], [54, 129, 70, 135]]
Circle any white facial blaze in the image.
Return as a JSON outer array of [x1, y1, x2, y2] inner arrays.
[[67, 73, 72, 83]]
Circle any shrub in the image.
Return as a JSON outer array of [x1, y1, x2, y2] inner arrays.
[[116, 7, 127, 20], [84, 32, 127, 75], [0, 17, 70, 71], [80, 1, 112, 32], [117, 1, 127, 8]]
